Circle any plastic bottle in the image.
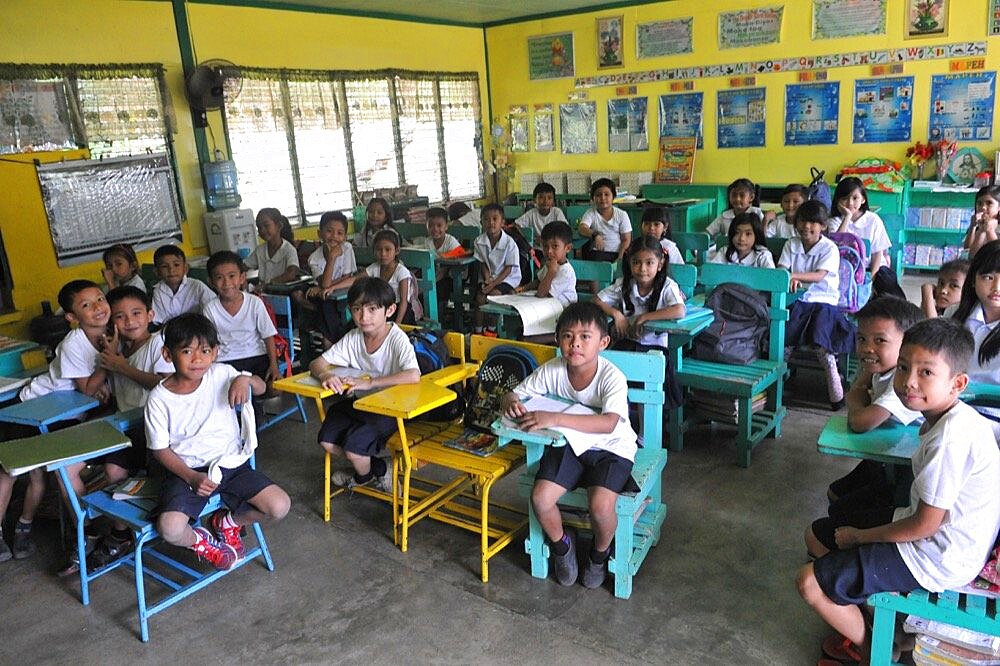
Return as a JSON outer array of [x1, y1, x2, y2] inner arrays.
[[203, 150, 242, 210]]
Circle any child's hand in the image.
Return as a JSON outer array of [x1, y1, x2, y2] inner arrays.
[[921, 282, 936, 302], [516, 410, 558, 431], [266, 362, 281, 383], [834, 526, 862, 549], [306, 286, 322, 298], [503, 395, 526, 419], [789, 278, 802, 292], [611, 310, 628, 338], [324, 242, 343, 261], [228, 374, 253, 406], [592, 234, 605, 251], [763, 210, 777, 223], [189, 471, 218, 497], [102, 267, 116, 287], [98, 346, 129, 373], [93, 383, 112, 405], [320, 373, 353, 394], [346, 376, 371, 393]]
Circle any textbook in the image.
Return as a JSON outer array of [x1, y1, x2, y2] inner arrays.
[[111, 476, 160, 500], [442, 431, 499, 457], [499, 395, 605, 455]]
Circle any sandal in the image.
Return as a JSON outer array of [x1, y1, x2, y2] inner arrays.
[[821, 634, 862, 663]]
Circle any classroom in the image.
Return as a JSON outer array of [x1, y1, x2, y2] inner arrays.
[[2, 1, 1000, 664]]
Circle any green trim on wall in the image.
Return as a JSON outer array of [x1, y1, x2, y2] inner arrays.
[[482, 27, 493, 135], [187, 0, 484, 28], [483, 0, 672, 27]]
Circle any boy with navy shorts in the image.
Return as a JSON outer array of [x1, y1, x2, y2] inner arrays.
[[309, 277, 420, 492], [797, 318, 1000, 662], [502, 302, 639, 590], [147, 313, 290, 571]]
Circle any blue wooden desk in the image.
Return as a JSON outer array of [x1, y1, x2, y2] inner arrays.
[[817, 415, 920, 466], [437, 254, 477, 332], [0, 390, 99, 432]]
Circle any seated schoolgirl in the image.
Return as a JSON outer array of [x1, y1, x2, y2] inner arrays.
[[364, 229, 422, 325], [829, 177, 903, 299], [578, 178, 632, 266], [640, 206, 684, 264], [762, 184, 807, 239], [704, 178, 764, 238], [707, 212, 775, 268]]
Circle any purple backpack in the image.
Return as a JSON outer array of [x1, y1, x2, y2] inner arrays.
[[826, 232, 868, 313]]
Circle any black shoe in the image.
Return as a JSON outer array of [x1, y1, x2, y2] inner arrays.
[[830, 399, 846, 411], [87, 534, 134, 569], [551, 532, 578, 586], [580, 556, 607, 589]]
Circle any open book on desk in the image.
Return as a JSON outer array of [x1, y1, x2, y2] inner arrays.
[[498, 395, 607, 455], [486, 292, 564, 336], [293, 366, 368, 389]]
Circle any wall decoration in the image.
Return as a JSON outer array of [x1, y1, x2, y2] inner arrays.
[[717, 88, 766, 148], [636, 18, 693, 59], [813, 0, 886, 39], [597, 16, 624, 69], [528, 32, 575, 80], [785, 81, 840, 145], [905, 0, 948, 39], [573, 40, 984, 89], [655, 137, 697, 184], [718, 6, 784, 50], [928, 72, 996, 142], [510, 114, 529, 153], [608, 97, 648, 152], [853, 76, 913, 143], [559, 102, 597, 154], [658, 92, 704, 149], [534, 104, 554, 152], [991, 0, 1000, 36]]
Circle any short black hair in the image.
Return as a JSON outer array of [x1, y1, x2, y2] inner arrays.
[[833, 177, 870, 215], [782, 183, 809, 198], [58, 279, 101, 313], [426, 207, 448, 223], [207, 250, 246, 276], [448, 202, 472, 221], [540, 221, 573, 245], [106, 285, 152, 310], [939, 258, 970, 277], [372, 228, 400, 249], [590, 178, 617, 199], [855, 296, 923, 333], [533, 182, 556, 197], [319, 211, 348, 231], [154, 244, 186, 265], [347, 276, 396, 309], [901, 318, 974, 376], [162, 312, 219, 352], [796, 199, 829, 225], [480, 203, 503, 220], [556, 301, 609, 337]]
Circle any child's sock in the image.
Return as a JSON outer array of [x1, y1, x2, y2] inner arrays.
[[217, 512, 239, 531], [589, 545, 611, 564], [549, 532, 571, 556], [814, 348, 844, 403]]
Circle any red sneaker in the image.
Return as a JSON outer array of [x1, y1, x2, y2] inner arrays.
[[191, 527, 238, 571], [209, 510, 245, 559]]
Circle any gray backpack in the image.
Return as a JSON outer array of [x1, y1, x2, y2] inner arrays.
[[693, 283, 770, 365]]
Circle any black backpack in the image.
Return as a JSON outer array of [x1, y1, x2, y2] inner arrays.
[[464, 345, 539, 433], [407, 327, 465, 421], [502, 225, 539, 286], [693, 283, 770, 365]]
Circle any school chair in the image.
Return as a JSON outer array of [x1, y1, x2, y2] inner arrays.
[[561, 204, 590, 227], [392, 222, 427, 244], [352, 335, 557, 583], [765, 237, 788, 263], [673, 231, 710, 265], [493, 348, 668, 600], [570, 258, 616, 302], [503, 204, 524, 221], [880, 212, 906, 281], [140, 263, 158, 292], [671, 263, 790, 467], [450, 224, 481, 250], [400, 247, 440, 326], [258, 293, 308, 431]]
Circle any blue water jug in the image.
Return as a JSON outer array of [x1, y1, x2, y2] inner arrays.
[[203, 159, 242, 210]]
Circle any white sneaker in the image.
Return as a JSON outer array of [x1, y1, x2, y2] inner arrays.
[[330, 468, 356, 487]]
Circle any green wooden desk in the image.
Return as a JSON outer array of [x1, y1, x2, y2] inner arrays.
[[817, 415, 919, 465], [437, 254, 477, 332]]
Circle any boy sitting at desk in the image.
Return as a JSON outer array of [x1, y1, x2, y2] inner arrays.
[[501, 302, 638, 590], [0, 280, 113, 562], [309, 277, 420, 492], [474, 203, 522, 334], [151, 244, 215, 326], [515, 182, 568, 250], [147, 313, 290, 571], [516, 221, 578, 307], [797, 318, 1000, 664]]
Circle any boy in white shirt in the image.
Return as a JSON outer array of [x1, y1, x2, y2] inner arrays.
[[151, 245, 215, 326], [309, 277, 420, 492], [518, 221, 578, 307], [502, 302, 639, 590], [515, 182, 568, 249], [474, 203, 522, 332], [421, 207, 462, 317], [306, 211, 357, 293], [798, 318, 1000, 662], [579, 178, 632, 266], [147, 313, 290, 571]]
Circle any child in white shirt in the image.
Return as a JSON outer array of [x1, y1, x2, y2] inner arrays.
[[364, 229, 423, 325], [516, 182, 568, 249], [102, 243, 146, 293], [708, 212, 775, 268], [245, 208, 300, 288], [763, 184, 807, 239], [519, 221, 578, 307], [950, 240, 1000, 422], [151, 245, 216, 325], [579, 178, 632, 266], [640, 207, 684, 265], [704, 178, 764, 238], [474, 203, 522, 331], [307, 211, 357, 293], [829, 177, 903, 301]]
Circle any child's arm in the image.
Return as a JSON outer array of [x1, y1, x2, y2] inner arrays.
[[834, 501, 947, 548], [343, 367, 420, 394], [396, 279, 412, 324], [615, 231, 632, 264], [315, 246, 341, 289], [594, 297, 628, 338], [534, 261, 559, 297], [920, 283, 940, 319], [482, 266, 512, 294], [322, 271, 359, 296], [263, 336, 280, 383], [98, 347, 163, 390], [965, 214, 998, 258], [844, 370, 892, 432], [228, 372, 265, 406], [74, 369, 111, 402], [500, 391, 619, 432], [629, 303, 685, 337], [869, 250, 885, 276], [788, 269, 828, 292], [153, 447, 216, 496]]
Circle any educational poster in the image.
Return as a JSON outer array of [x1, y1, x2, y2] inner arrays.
[[527, 33, 575, 80], [597, 16, 624, 69], [718, 6, 784, 49], [608, 97, 648, 152], [813, 0, 886, 39], [534, 104, 554, 152], [636, 18, 693, 58], [853, 76, 913, 143], [658, 92, 704, 149], [655, 137, 697, 184], [991, 0, 1000, 35], [717, 88, 766, 148], [509, 105, 528, 152], [559, 102, 597, 154], [785, 81, 840, 145], [928, 72, 996, 141], [905, 0, 948, 38]]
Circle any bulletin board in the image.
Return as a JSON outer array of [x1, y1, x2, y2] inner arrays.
[[928, 71, 996, 142], [785, 81, 841, 145]]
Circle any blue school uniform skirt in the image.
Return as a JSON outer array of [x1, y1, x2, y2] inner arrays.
[[785, 301, 855, 354]]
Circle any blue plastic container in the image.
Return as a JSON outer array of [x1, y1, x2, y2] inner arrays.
[[203, 160, 242, 210]]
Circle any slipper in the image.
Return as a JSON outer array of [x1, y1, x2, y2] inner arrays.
[[822, 634, 862, 663]]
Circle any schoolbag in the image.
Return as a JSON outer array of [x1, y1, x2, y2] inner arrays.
[[808, 167, 833, 212], [407, 327, 465, 421], [502, 225, 539, 286], [464, 345, 539, 433], [693, 283, 770, 365], [826, 232, 869, 313]]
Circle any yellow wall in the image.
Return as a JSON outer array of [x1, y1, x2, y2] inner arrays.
[[0, 0, 488, 336], [485, 0, 997, 187]]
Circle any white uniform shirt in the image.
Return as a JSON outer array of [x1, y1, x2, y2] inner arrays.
[[660, 238, 685, 265], [123, 274, 147, 292], [778, 236, 840, 306], [456, 210, 481, 227], [515, 208, 568, 247], [580, 207, 632, 254], [20, 328, 100, 401], [320, 324, 419, 397], [708, 246, 775, 268], [536, 261, 578, 306], [152, 276, 215, 325], [829, 210, 892, 262], [704, 207, 764, 237], [364, 262, 424, 321], [514, 357, 638, 461], [111, 332, 175, 412], [422, 234, 461, 257], [202, 294, 277, 361], [869, 368, 923, 426], [474, 231, 522, 288], [145, 363, 244, 469], [307, 242, 357, 281], [962, 304, 1000, 419], [767, 214, 798, 239], [598, 276, 684, 347], [894, 400, 1000, 591], [245, 239, 299, 284]]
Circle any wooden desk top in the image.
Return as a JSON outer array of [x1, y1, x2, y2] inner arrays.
[[0, 390, 99, 427], [817, 415, 920, 466]]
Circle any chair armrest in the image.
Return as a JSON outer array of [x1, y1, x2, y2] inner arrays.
[[422, 363, 478, 387], [354, 380, 457, 419]]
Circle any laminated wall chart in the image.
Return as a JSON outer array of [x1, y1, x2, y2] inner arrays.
[[853, 76, 914, 143], [928, 72, 996, 142], [785, 82, 840, 145], [717, 87, 766, 148], [658, 93, 703, 149]]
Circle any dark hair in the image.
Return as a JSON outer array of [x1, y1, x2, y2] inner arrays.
[[952, 240, 1000, 365], [533, 182, 556, 198], [725, 212, 768, 263], [426, 207, 448, 223], [279, 215, 294, 243], [590, 178, 617, 199], [556, 301, 609, 337], [833, 177, 869, 216], [939, 258, 970, 277], [726, 178, 757, 210], [640, 206, 671, 240], [106, 285, 152, 310], [540, 221, 573, 246], [319, 211, 348, 232], [372, 228, 400, 251], [620, 236, 668, 317], [102, 243, 138, 269], [162, 312, 219, 352], [363, 197, 396, 246], [447, 202, 472, 221], [256, 207, 282, 228], [855, 296, 923, 332], [976, 184, 1000, 205], [902, 317, 974, 376], [347, 276, 396, 309], [58, 279, 101, 313], [782, 183, 809, 199], [207, 250, 246, 276], [154, 244, 186, 265], [480, 203, 503, 221], [795, 199, 829, 226]]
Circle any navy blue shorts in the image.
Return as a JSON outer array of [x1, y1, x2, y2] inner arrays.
[[224, 354, 270, 381], [157, 461, 274, 520], [812, 503, 895, 552], [318, 400, 397, 457], [536, 445, 639, 493], [101, 425, 148, 474], [813, 542, 920, 606]]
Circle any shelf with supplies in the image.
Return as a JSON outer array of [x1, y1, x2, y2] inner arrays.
[[900, 183, 977, 274]]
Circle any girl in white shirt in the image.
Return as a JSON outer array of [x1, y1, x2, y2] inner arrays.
[[951, 240, 1000, 422], [830, 178, 905, 300], [704, 178, 764, 238], [364, 229, 423, 324], [640, 206, 684, 264], [763, 183, 807, 238], [579, 178, 632, 266], [709, 213, 775, 268], [963, 184, 1000, 261], [102, 243, 146, 293]]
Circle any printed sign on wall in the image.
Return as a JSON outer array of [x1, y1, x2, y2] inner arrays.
[[717, 88, 766, 148], [658, 92, 704, 149], [928, 72, 996, 141], [785, 81, 840, 145], [853, 76, 913, 143]]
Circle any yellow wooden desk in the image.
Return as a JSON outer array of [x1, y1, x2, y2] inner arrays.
[[272, 371, 335, 419]]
